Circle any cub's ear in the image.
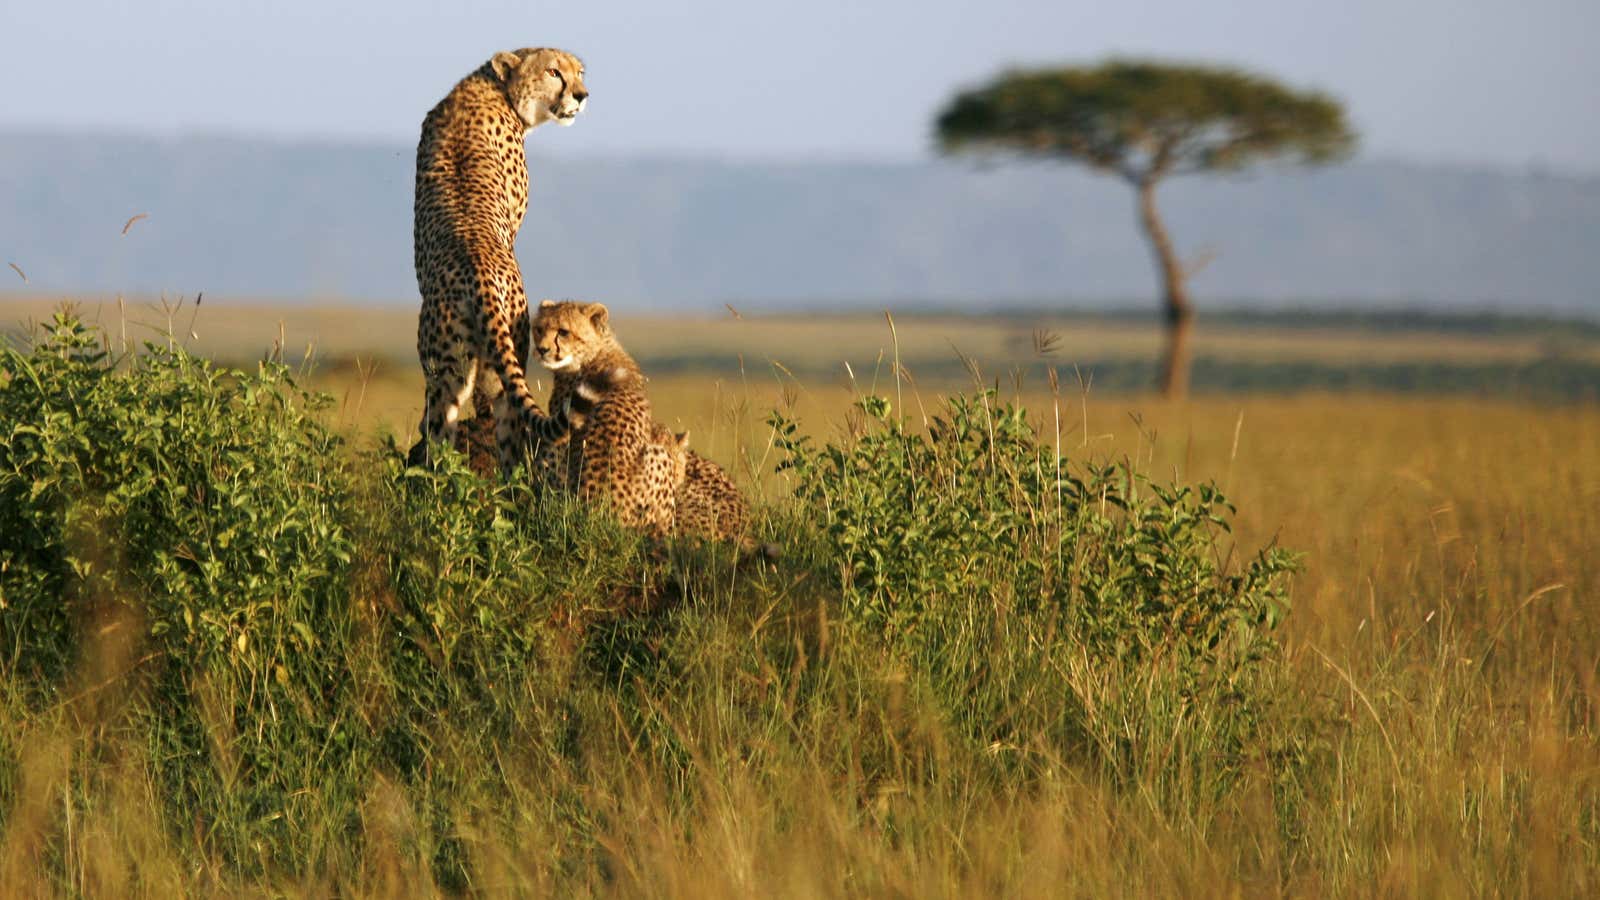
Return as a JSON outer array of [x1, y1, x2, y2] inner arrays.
[[490, 50, 523, 82], [585, 303, 610, 333], [538, 299, 558, 309], [675, 431, 691, 450]]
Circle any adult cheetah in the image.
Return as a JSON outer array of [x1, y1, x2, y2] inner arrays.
[[409, 47, 589, 469]]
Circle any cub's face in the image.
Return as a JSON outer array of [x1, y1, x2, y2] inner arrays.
[[493, 47, 588, 129], [532, 300, 610, 372]]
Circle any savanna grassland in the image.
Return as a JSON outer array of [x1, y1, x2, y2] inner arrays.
[[1, 298, 1597, 896]]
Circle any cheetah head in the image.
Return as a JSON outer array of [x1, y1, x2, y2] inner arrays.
[[533, 300, 613, 372], [490, 47, 587, 129]]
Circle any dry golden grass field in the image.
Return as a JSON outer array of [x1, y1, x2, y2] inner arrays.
[[2, 295, 1598, 895]]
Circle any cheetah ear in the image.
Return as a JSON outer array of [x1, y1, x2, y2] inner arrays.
[[675, 431, 691, 450], [538, 299, 557, 309], [585, 303, 610, 334], [490, 50, 523, 82]]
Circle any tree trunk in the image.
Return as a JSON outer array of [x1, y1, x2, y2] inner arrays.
[[1136, 178, 1194, 399]]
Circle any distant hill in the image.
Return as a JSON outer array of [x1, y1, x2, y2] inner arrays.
[[1, 130, 1596, 315]]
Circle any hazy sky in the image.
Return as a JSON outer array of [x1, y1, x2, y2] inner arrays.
[[4, 0, 1597, 172]]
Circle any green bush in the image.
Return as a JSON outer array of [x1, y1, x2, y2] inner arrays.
[[0, 316, 692, 880], [1, 314, 355, 686], [0, 314, 364, 869], [359, 443, 649, 771], [771, 391, 1297, 776]]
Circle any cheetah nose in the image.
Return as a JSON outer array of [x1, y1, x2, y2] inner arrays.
[[572, 90, 588, 103]]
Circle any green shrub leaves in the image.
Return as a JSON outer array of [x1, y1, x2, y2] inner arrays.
[[773, 391, 1293, 659], [772, 391, 1297, 775]]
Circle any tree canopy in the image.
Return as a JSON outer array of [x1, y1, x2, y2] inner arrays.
[[936, 60, 1356, 183], [935, 59, 1357, 398]]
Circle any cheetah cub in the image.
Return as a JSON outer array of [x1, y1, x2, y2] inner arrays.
[[530, 300, 679, 534], [672, 440, 750, 543], [567, 373, 751, 546]]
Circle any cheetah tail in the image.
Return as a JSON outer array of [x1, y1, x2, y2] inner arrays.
[[482, 306, 568, 444]]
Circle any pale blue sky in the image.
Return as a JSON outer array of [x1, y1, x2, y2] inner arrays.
[[3, 0, 1597, 171]]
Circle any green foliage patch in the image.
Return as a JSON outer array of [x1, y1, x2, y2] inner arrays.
[[772, 392, 1295, 781]]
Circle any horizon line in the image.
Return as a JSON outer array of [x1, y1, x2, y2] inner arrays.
[[2, 123, 1596, 181]]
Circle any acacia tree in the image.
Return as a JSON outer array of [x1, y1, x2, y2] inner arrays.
[[937, 60, 1355, 397]]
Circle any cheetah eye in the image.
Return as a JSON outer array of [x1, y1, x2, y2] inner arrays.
[[546, 67, 561, 78], [557, 328, 570, 338]]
